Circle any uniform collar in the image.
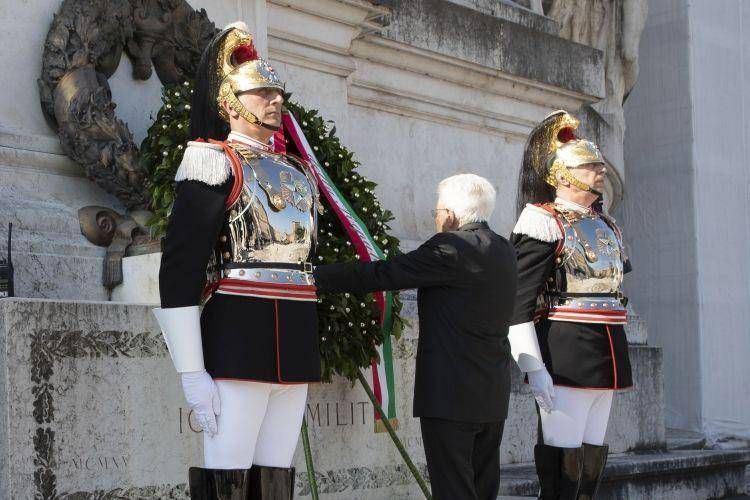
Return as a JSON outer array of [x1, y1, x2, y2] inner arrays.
[[554, 196, 594, 214], [227, 131, 273, 152]]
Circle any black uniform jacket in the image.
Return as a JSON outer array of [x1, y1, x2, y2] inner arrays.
[[511, 233, 632, 389], [314, 222, 518, 423], [159, 179, 321, 383]]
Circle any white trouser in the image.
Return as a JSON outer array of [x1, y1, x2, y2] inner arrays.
[[539, 386, 613, 448], [203, 380, 308, 469]]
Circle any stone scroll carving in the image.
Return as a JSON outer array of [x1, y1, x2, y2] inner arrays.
[[38, 0, 216, 210], [77, 206, 151, 295]]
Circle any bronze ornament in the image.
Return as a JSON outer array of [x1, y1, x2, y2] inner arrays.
[[39, 0, 217, 210]]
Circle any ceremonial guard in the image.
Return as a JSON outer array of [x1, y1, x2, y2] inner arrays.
[[507, 111, 633, 499], [153, 22, 322, 499]]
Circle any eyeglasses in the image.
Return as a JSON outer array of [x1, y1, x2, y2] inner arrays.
[[431, 208, 451, 218], [572, 163, 607, 172]]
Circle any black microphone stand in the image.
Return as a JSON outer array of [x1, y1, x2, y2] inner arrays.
[[0, 223, 13, 298]]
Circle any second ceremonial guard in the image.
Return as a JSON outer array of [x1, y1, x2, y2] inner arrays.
[[508, 111, 633, 500], [153, 22, 322, 499]]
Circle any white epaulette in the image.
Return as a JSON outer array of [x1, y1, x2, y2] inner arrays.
[[511, 204, 562, 243], [174, 141, 232, 186]]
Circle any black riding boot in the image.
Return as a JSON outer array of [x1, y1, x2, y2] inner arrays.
[[249, 465, 296, 499], [188, 467, 253, 500], [577, 443, 608, 500], [534, 444, 584, 499]]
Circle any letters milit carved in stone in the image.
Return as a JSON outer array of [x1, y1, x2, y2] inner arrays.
[[38, 0, 216, 209]]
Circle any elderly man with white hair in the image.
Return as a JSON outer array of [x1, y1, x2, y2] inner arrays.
[[314, 173, 518, 500]]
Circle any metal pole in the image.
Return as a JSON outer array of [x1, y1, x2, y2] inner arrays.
[[356, 370, 432, 499], [300, 417, 319, 500]]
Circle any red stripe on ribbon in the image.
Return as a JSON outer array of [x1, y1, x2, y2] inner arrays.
[[273, 123, 287, 154]]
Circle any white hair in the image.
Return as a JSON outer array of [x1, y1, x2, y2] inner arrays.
[[437, 174, 497, 226]]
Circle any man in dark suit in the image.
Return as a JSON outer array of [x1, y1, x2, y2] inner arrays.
[[314, 174, 518, 500]]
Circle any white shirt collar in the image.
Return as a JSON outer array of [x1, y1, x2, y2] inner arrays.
[[227, 131, 273, 152], [554, 196, 593, 213]]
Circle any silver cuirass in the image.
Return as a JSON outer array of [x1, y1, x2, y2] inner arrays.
[[218, 145, 320, 286], [546, 207, 627, 313]]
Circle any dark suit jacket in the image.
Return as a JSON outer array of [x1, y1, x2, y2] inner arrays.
[[314, 222, 518, 422]]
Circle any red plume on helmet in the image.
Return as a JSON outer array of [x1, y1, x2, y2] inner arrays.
[[557, 127, 577, 143], [232, 43, 259, 65]]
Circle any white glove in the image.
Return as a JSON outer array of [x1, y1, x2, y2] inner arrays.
[[181, 370, 221, 437], [527, 367, 555, 413]]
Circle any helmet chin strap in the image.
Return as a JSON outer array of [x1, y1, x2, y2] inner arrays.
[[560, 169, 603, 196], [547, 161, 602, 196], [226, 93, 281, 132]]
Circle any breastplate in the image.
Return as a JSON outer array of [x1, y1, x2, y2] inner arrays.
[[218, 146, 319, 286], [544, 208, 626, 315]]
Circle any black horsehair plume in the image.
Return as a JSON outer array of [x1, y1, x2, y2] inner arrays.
[[516, 111, 579, 215], [190, 26, 232, 141]]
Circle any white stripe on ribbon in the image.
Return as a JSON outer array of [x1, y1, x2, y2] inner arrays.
[[375, 344, 389, 417]]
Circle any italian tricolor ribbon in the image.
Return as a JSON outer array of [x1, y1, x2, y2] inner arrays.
[[280, 110, 398, 431]]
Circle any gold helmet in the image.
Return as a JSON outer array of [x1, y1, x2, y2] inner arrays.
[[215, 22, 285, 128], [517, 110, 604, 211], [546, 138, 604, 192]]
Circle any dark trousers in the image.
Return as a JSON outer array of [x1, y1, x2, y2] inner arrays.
[[420, 417, 505, 500]]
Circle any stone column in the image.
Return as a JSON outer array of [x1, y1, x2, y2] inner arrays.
[[623, 0, 750, 446]]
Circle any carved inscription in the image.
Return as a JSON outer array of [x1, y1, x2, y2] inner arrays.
[[306, 401, 372, 428], [69, 455, 130, 471]]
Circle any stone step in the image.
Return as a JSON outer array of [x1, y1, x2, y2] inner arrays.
[[667, 427, 708, 450], [498, 449, 750, 500]]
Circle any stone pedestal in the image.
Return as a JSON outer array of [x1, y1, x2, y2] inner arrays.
[[0, 299, 196, 499], [110, 253, 162, 304], [0, 294, 665, 499]]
